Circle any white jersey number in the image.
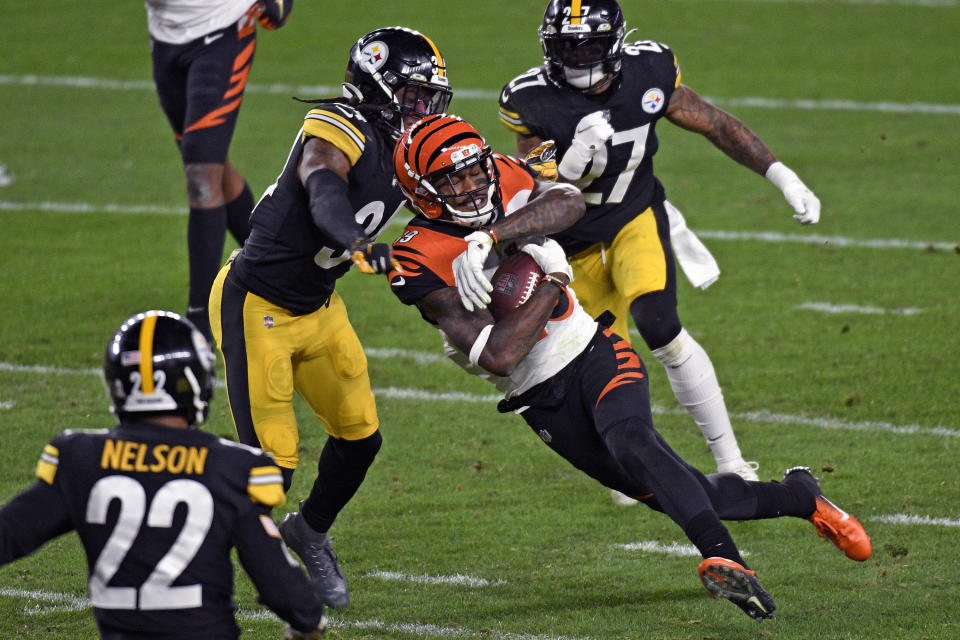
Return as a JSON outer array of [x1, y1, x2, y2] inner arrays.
[[576, 124, 650, 205], [86, 476, 214, 610]]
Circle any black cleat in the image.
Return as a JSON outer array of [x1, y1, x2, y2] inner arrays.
[[698, 557, 776, 621], [279, 510, 349, 607]]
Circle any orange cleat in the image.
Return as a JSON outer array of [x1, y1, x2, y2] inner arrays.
[[697, 557, 776, 621], [783, 466, 872, 561]]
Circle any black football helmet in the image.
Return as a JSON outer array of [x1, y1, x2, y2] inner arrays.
[[104, 310, 216, 427], [344, 27, 453, 139], [539, 0, 626, 92]]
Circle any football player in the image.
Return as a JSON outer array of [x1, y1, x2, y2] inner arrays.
[[388, 116, 870, 622], [207, 26, 452, 609], [147, 0, 294, 342], [492, 0, 823, 491], [0, 310, 326, 640]]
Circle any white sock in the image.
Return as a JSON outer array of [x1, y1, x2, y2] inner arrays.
[[651, 328, 743, 465]]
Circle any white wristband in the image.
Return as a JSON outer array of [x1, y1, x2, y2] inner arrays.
[[765, 161, 799, 192], [469, 324, 494, 367]]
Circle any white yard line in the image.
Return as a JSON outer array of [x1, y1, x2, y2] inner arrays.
[[2, 359, 958, 439], [613, 541, 745, 557], [0, 587, 592, 640], [2, 200, 956, 252], [2, 74, 959, 115], [364, 571, 506, 587], [870, 514, 960, 527], [796, 301, 923, 315]]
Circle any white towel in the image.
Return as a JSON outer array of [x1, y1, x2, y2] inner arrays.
[[664, 200, 720, 290]]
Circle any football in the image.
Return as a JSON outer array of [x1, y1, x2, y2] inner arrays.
[[488, 252, 544, 320]]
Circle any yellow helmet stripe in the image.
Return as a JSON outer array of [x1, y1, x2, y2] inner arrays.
[[139, 313, 158, 394], [571, 0, 583, 24], [421, 33, 446, 77]]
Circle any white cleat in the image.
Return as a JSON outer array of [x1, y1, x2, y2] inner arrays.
[[610, 489, 640, 506], [718, 459, 760, 482]]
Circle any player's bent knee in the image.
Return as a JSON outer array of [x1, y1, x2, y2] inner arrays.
[[629, 291, 681, 350], [330, 327, 368, 379]]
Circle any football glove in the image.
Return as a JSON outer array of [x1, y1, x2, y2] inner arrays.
[[765, 162, 821, 225], [557, 110, 614, 181], [351, 240, 398, 275], [523, 140, 558, 182], [453, 230, 496, 312], [520, 238, 573, 282], [257, 0, 293, 30]]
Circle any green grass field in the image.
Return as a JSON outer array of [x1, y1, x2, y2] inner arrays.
[[2, 0, 959, 638]]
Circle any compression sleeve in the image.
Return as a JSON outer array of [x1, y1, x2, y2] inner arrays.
[[304, 169, 366, 252]]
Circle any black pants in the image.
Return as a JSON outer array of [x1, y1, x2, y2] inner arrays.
[[501, 327, 769, 529]]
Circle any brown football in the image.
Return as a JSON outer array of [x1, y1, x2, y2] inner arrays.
[[488, 252, 544, 320]]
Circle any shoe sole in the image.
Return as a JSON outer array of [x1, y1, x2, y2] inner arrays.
[[698, 558, 775, 621]]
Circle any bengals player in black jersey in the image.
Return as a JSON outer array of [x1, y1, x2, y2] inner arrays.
[[207, 26, 452, 609], [0, 310, 326, 640], [388, 115, 870, 624], [491, 0, 823, 492]]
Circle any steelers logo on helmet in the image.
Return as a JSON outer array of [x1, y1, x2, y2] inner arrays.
[[642, 88, 666, 114], [359, 41, 389, 72], [344, 27, 454, 139]]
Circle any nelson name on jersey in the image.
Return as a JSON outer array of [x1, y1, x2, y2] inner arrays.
[[99, 439, 208, 475]]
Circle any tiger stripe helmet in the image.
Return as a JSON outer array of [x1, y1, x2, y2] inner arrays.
[[393, 114, 503, 228]]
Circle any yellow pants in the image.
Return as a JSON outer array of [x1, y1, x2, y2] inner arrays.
[[209, 263, 378, 469], [568, 204, 670, 344]]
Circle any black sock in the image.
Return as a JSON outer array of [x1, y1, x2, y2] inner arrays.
[[225, 183, 253, 245], [302, 431, 382, 533], [187, 204, 227, 338], [685, 509, 747, 568]]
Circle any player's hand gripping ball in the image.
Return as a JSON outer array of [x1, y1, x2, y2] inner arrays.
[[488, 252, 544, 321]]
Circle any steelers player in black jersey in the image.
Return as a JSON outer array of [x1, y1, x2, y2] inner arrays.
[[0, 310, 326, 640], [207, 27, 453, 608], [493, 0, 823, 493]]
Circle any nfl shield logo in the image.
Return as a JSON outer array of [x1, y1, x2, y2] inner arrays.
[[263, 315, 275, 328]]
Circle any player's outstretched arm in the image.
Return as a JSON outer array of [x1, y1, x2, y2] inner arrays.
[[665, 85, 820, 224], [298, 137, 396, 273], [234, 506, 326, 635]]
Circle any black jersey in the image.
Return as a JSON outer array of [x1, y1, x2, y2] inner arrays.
[[232, 102, 407, 314], [499, 41, 681, 255], [0, 422, 323, 640]]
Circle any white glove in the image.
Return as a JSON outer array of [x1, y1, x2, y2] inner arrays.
[[765, 161, 821, 225], [520, 238, 574, 282], [453, 230, 495, 312], [557, 110, 614, 181]]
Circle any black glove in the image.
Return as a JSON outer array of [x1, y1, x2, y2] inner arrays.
[[351, 240, 397, 275], [257, 0, 293, 30]]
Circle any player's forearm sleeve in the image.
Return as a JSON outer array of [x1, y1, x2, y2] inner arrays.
[[304, 169, 366, 252], [234, 507, 325, 632], [0, 482, 72, 567]]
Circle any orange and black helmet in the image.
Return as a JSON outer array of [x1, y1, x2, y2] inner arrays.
[[393, 114, 503, 228]]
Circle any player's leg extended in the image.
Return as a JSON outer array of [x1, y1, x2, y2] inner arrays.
[[279, 293, 379, 608], [178, 23, 257, 340], [211, 265, 301, 476], [614, 204, 755, 480]]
